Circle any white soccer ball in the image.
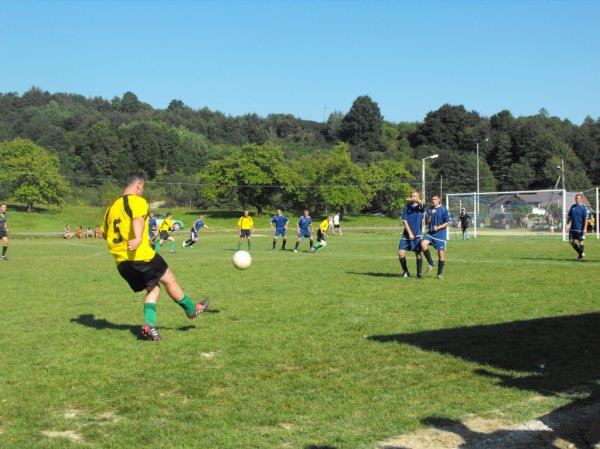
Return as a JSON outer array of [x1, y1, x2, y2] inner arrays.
[[232, 250, 252, 270]]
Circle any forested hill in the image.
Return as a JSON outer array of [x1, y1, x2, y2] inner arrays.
[[1, 87, 599, 213]]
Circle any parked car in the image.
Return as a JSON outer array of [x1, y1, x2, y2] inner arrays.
[[155, 214, 185, 231], [490, 213, 519, 229]]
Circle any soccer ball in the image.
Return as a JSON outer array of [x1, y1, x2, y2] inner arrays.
[[232, 250, 252, 270]]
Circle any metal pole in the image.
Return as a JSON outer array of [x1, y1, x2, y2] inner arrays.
[[476, 142, 480, 215], [421, 158, 426, 204], [596, 187, 599, 239]]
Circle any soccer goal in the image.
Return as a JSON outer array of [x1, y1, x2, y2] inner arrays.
[[445, 189, 572, 240]]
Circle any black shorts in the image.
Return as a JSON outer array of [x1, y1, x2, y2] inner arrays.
[[317, 229, 326, 242], [117, 253, 169, 292], [0, 229, 6, 239], [240, 229, 251, 238], [159, 230, 170, 240]]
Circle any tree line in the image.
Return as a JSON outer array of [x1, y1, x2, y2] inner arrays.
[[1, 87, 599, 214]]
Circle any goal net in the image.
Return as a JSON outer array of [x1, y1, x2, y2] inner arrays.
[[444, 189, 586, 240]]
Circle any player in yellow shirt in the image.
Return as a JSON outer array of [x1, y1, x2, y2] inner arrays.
[[237, 208, 255, 251], [314, 214, 332, 252], [154, 212, 176, 253], [102, 173, 209, 341]]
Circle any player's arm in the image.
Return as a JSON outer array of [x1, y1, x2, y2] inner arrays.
[[128, 216, 145, 250], [402, 220, 414, 239]]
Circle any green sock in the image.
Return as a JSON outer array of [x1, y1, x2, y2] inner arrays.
[[155, 242, 161, 251], [169, 241, 175, 251], [144, 303, 157, 327], [237, 242, 242, 250], [176, 295, 196, 316], [248, 241, 253, 251]]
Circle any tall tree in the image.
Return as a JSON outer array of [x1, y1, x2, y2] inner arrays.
[[0, 138, 70, 211], [340, 95, 385, 162]]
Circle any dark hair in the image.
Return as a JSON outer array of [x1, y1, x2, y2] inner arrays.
[[124, 173, 143, 187]]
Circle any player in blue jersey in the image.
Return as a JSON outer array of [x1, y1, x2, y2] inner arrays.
[[421, 194, 451, 279], [183, 215, 212, 248], [294, 209, 315, 253], [148, 211, 158, 246], [566, 193, 589, 261], [399, 191, 425, 278], [270, 209, 289, 250]]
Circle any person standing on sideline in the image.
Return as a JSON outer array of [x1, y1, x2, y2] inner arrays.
[[566, 193, 590, 261], [237, 208, 254, 251], [270, 209, 289, 250], [459, 208, 471, 240], [399, 191, 425, 278], [314, 214, 332, 252], [421, 194, 451, 280], [0, 203, 9, 260], [155, 212, 176, 253], [294, 209, 315, 253], [101, 173, 209, 341], [333, 213, 343, 235], [183, 215, 211, 248]]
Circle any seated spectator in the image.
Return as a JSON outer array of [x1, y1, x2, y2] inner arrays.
[[64, 224, 74, 239], [86, 227, 93, 238], [94, 226, 103, 238], [76, 226, 84, 239]]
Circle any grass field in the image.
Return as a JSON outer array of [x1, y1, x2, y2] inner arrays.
[[1, 224, 599, 448]]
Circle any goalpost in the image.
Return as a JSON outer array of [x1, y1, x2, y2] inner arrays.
[[445, 189, 574, 240]]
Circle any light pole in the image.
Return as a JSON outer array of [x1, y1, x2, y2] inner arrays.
[[554, 159, 565, 190], [422, 154, 439, 203], [476, 138, 489, 215]]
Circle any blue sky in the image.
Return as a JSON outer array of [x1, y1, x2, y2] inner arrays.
[[1, 0, 598, 124]]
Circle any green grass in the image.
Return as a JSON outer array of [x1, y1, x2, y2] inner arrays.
[[1, 225, 599, 448], [5, 204, 398, 234]]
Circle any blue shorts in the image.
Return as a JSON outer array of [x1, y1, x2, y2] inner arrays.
[[190, 231, 199, 240], [274, 228, 286, 238], [298, 230, 312, 239], [240, 229, 251, 238], [399, 236, 421, 252], [569, 230, 585, 241], [423, 233, 446, 251]]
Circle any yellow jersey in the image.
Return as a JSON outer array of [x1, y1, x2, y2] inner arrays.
[[159, 218, 173, 233], [319, 219, 329, 233], [102, 194, 155, 264], [237, 216, 254, 230]]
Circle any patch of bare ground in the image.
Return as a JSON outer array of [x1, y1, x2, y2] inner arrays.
[[379, 399, 600, 449]]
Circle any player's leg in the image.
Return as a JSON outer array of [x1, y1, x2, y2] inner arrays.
[[398, 246, 409, 277], [247, 235, 253, 251], [1, 235, 8, 259], [281, 235, 287, 250], [309, 236, 315, 252], [421, 238, 435, 269], [294, 234, 302, 252], [569, 237, 582, 257], [436, 239, 446, 279], [415, 251, 423, 279], [159, 268, 209, 318], [578, 238, 586, 260], [272, 233, 277, 250]]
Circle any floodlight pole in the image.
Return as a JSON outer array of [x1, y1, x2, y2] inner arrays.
[[476, 138, 488, 215], [421, 154, 439, 204]]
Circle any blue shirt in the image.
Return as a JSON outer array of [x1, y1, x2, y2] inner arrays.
[[270, 214, 289, 230], [148, 217, 157, 234], [193, 219, 205, 232], [568, 203, 589, 232], [401, 203, 424, 238], [297, 215, 312, 231], [426, 206, 451, 239]]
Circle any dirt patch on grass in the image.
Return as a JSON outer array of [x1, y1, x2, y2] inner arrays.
[[379, 399, 600, 449]]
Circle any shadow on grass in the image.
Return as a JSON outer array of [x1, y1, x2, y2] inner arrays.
[[304, 445, 339, 449], [70, 313, 213, 339], [370, 313, 600, 448], [347, 271, 403, 278]]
